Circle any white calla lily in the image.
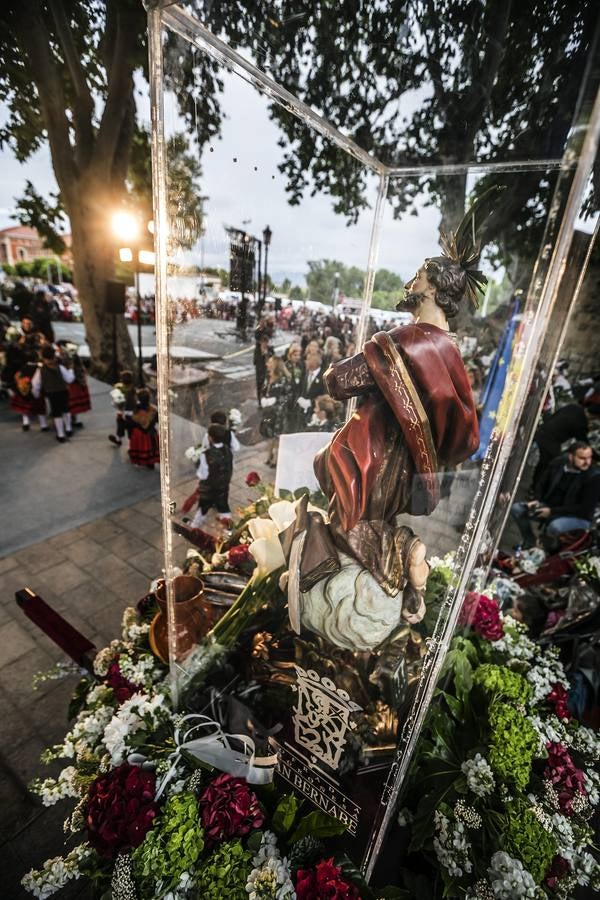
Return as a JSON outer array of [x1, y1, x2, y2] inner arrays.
[[267, 500, 297, 533], [247, 516, 280, 542], [249, 536, 286, 579]]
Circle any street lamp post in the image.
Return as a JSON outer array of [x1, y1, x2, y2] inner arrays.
[[333, 271, 340, 309], [112, 211, 153, 387], [262, 225, 272, 305]]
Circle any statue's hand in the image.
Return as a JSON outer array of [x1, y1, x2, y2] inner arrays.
[[407, 539, 429, 591]]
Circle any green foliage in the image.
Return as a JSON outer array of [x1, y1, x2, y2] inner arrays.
[[290, 809, 348, 844], [305, 259, 403, 308], [271, 793, 301, 835], [193, 839, 252, 900], [473, 664, 532, 705], [488, 703, 538, 791], [502, 799, 556, 883], [12, 181, 67, 255], [132, 791, 204, 898], [289, 285, 305, 301]]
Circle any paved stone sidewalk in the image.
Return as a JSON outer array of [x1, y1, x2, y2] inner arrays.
[[0, 444, 272, 898]]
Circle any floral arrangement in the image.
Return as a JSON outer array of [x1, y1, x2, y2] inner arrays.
[[21, 596, 375, 899], [395, 592, 600, 899], [20, 481, 600, 900]]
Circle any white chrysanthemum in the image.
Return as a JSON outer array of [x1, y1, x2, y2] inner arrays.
[[461, 753, 495, 798], [571, 725, 600, 763], [487, 851, 537, 899], [22, 844, 91, 898], [103, 691, 170, 764], [31, 766, 79, 807], [433, 811, 472, 878]]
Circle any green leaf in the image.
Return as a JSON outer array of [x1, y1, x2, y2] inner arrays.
[[272, 793, 301, 835], [68, 677, 93, 721], [334, 854, 376, 900], [290, 810, 348, 844], [247, 830, 264, 852], [440, 691, 463, 721]]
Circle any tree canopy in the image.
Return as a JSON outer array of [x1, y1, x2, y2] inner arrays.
[[0, 1, 596, 374]]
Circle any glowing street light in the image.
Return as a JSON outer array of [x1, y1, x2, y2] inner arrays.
[[111, 210, 141, 244]]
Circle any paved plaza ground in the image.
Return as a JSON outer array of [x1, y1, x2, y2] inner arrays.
[[0, 372, 273, 897]]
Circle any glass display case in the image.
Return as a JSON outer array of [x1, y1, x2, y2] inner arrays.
[[147, 1, 600, 879]]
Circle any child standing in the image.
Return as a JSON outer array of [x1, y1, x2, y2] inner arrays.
[[60, 342, 91, 428], [9, 345, 49, 431], [31, 345, 75, 442], [191, 423, 233, 527], [108, 370, 136, 446], [128, 388, 159, 469], [199, 409, 241, 453]]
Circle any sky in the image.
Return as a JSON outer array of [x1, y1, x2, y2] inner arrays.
[[0, 61, 443, 291]]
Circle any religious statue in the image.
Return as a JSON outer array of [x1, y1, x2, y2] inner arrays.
[[280, 195, 497, 652]]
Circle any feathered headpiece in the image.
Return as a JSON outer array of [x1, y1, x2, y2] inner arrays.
[[437, 185, 505, 310]]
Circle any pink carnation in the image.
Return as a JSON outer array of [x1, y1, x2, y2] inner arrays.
[[546, 683, 572, 721], [198, 773, 264, 845], [459, 592, 504, 641], [545, 742, 586, 815]]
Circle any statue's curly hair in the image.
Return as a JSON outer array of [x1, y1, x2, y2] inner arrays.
[[423, 256, 468, 319]]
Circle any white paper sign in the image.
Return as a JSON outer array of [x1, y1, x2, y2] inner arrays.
[[275, 432, 332, 494]]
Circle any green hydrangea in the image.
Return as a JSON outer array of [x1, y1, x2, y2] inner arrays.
[[193, 839, 252, 899], [132, 791, 204, 898], [488, 703, 538, 791], [502, 799, 556, 883], [474, 664, 532, 705]]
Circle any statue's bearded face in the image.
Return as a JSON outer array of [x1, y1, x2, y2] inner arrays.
[[396, 266, 431, 313]]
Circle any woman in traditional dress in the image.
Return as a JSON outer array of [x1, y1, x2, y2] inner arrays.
[[128, 388, 160, 469], [9, 346, 48, 431]]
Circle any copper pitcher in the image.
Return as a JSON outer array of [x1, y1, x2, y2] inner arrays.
[[153, 574, 206, 658]]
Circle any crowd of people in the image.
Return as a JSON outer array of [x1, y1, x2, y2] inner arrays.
[[2, 313, 90, 441], [253, 313, 356, 467]]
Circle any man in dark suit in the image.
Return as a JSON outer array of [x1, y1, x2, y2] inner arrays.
[[296, 349, 325, 426], [532, 402, 597, 490], [512, 442, 600, 548]]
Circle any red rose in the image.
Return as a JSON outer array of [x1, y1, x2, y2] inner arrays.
[[227, 544, 252, 568], [459, 592, 504, 641], [296, 858, 360, 900], [544, 855, 570, 889], [545, 742, 586, 816], [546, 683, 572, 721], [105, 658, 141, 703], [198, 773, 264, 845], [85, 763, 157, 858], [245, 471, 261, 487]]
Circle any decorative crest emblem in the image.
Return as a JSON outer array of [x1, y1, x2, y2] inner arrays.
[[292, 666, 362, 770]]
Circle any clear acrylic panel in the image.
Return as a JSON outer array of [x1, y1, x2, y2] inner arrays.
[[148, 2, 600, 880]]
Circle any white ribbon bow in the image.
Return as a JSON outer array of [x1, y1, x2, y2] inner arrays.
[[155, 714, 278, 800]]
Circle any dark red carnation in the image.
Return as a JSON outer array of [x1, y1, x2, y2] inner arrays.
[[545, 742, 586, 816], [245, 471, 261, 487], [546, 683, 572, 721], [296, 858, 360, 900], [459, 592, 504, 641], [105, 658, 141, 703], [227, 544, 252, 568], [85, 763, 157, 858], [198, 773, 264, 845], [544, 854, 570, 889]]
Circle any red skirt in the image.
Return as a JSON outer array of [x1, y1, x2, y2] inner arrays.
[[129, 429, 160, 465], [10, 391, 46, 416], [68, 381, 91, 414]]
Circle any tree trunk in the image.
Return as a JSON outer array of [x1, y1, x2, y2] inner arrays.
[[65, 174, 136, 380]]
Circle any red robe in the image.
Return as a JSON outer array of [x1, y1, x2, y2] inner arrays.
[[315, 323, 479, 533]]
